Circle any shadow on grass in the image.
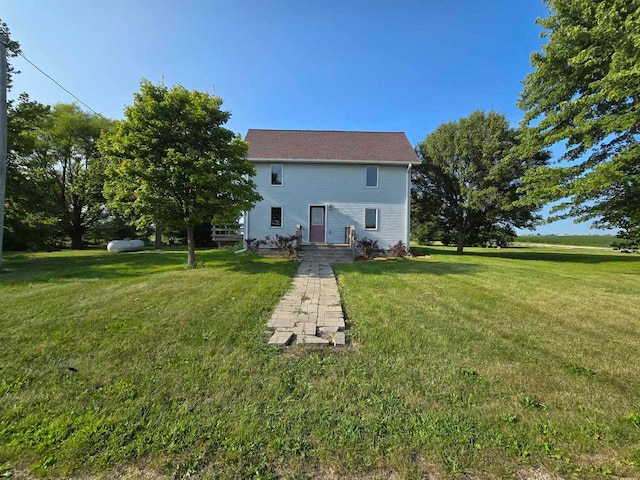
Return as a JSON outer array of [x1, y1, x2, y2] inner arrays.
[[413, 246, 640, 265], [335, 259, 483, 276], [0, 249, 296, 285]]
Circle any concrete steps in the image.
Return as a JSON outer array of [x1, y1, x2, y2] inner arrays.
[[299, 244, 354, 264]]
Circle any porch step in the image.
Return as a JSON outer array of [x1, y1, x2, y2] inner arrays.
[[299, 245, 354, 264]]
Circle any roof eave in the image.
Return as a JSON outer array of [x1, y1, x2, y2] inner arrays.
[[247, 157, 417, 165]]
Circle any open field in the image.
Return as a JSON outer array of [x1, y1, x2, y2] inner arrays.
[[516, 235, 618, 248], [1, 247, 640, 479]]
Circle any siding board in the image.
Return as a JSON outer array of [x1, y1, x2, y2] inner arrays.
[[247, 162, 409, 248]]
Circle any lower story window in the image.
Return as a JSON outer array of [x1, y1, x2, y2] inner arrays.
[[271, 206, 283, 228], [365, 208, 378, 229]]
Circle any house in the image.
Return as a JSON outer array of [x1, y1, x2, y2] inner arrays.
[[243, 129, 418, 249]]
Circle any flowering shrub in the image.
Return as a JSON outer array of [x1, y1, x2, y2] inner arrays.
[[387, 241, 410, 258], [246, 237, 267, 253], [271, 234, 297, 258], [356, 237, 385, 259]]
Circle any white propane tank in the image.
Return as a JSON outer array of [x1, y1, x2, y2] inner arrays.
[[107, 239, 145, 253]]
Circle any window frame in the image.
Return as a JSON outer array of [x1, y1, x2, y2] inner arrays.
[[365, 165, 378, 188], [364, 208, 378, 230], [271, 164, 284, 186], [270, 206, 283, 228]]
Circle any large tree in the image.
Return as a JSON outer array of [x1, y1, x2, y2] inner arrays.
[[4, 95, 59, 250], [2, 21, 112, 250], [6, 101, 112, 251], [518, 0, 640, 239], [44, 104, 114, 248], [99, 80, 260, 268], [413, 110, 549, 254]]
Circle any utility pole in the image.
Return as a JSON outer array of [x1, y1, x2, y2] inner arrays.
[[0, 31, 7, 268]]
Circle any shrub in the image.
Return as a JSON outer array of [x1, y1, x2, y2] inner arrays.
[[387, 241, 410, 258], [245, 237, 267, 254], [611, 240, 638, 253], [271, 234, 297, 258], [412, 222, 437, 245], [440, 232, 456, 246], [357, 237, 385, 259]]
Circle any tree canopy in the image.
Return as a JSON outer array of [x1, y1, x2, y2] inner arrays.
[[413, 110, 549, 253], [518, 0, 640, 240], [3, 20, 115, 251], [1, 19, 21, 91], [6, 98, 112, 250], [99, 80, 260, 267]]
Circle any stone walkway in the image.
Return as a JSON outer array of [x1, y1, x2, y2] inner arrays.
[[267, 260, 346, 346]]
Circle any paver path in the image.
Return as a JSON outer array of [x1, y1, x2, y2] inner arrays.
[[267, 260, 346, 346]]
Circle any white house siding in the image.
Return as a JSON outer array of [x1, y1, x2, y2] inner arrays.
[[246, 162, 411, 248]]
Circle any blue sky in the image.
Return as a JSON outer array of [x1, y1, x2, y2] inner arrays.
[[3, 0, 613, 234]]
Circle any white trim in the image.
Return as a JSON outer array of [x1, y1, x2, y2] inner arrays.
[[365, 165, 379, 188], [308, 205, 326, 243], [364, 208, 378, 230], [270, 163, 284, 186], [270, 206, 284, 228], [406, 164, 412, 246], [249, 157, 415, 166]]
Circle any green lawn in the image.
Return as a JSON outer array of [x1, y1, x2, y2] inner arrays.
[[1, 247, 639, 479], [516, 234, 618, 248]]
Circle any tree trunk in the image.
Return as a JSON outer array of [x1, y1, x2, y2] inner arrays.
[[70, 196, 84, 249], [456, 230, 465, 254], [186, 225, 196, 268], [70, 230, 83, 250], [154, 225, 163, 249]]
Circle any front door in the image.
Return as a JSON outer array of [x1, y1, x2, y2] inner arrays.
[[309, 206, 326, 243]]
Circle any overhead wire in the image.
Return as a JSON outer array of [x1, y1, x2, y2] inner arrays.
[[18, 51, 100, 115]]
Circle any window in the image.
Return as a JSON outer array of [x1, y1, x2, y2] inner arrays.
[[365, 166, 378, 187], [270, 207, 283, 228], [311, 207, 324, 225], [365, 208, 378, 230], [271, 164, 283, 186]]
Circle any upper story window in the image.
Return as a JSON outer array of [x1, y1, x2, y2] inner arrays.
[[365, 166, 378, 187], [271, 164, 283, 186]]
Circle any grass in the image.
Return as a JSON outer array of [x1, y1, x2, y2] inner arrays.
[[1, 246, 640, 478], [516, 234, 618, 248]]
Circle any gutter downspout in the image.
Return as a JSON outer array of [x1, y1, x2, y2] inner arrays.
[[234, 210, 249, 254]]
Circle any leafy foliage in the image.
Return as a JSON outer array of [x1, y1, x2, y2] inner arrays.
[[356, 237, 384, 259], [5, 98, 112, 250], [270, 234, 297, 258], [99, 79, 261, 267], [0, 19, 21, 91], [245, 237, 268, 254], [245, 235, 297, 258], [46, 104, 114, 248], [413, 110, 550, 253], [386, 241, 410, 258], [4, 95, 57, 250], [518, 0, 640, 238]]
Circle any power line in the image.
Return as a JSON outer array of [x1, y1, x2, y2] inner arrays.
[[18, 52, 100, 115]]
